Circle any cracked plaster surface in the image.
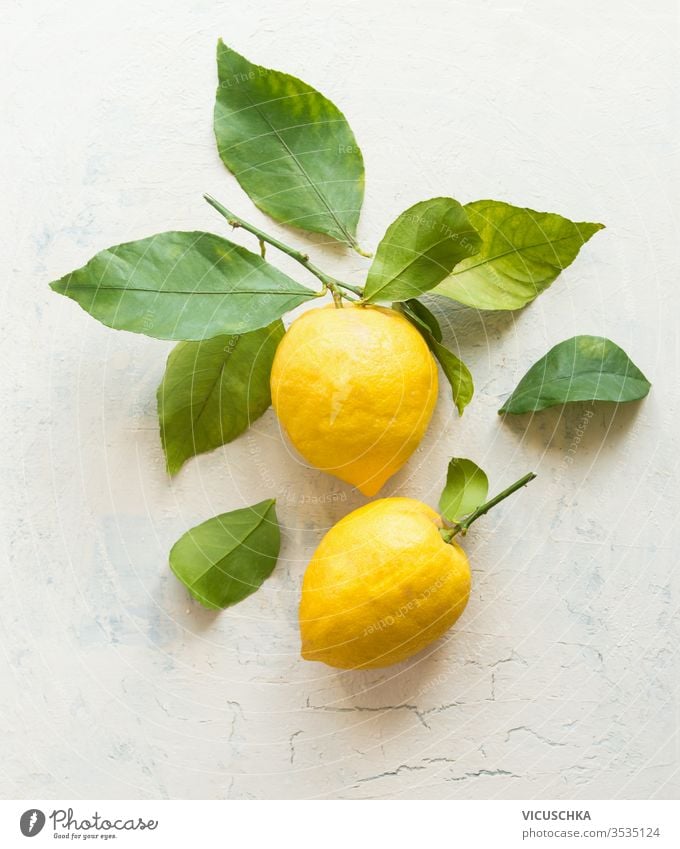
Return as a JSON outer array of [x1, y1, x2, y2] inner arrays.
[[2, 0, 678, 800]]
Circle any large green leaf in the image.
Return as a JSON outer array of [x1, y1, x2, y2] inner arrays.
[[363, 198, 481, 302], [500, 335, 651, 414], [433, 200, 604, 310], [169, 500, 280, 609], [439, 458, 489, 522], [214, 40, 365, 251], [158, 321, 284, 475], [50, 231, 316, 341]]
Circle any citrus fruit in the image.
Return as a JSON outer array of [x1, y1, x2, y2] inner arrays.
[[270, 305, 438, 496], [299, 497, 471, 669]]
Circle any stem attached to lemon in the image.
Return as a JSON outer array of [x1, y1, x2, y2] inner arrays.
[[440, 472, 536, 542]]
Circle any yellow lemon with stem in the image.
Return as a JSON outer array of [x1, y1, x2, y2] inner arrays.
[[270, 304, 438, 496], [299, 498, 471, 669], [299, 474, 534, 670]]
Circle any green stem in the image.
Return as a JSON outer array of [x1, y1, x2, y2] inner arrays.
[[440, 472, 536, 542], [204, 194, 364, 298], [353, 244, 373, 259]]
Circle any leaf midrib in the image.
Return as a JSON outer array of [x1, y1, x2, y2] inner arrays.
[[56, 282, 312, 297], [190, 343, 239, 436], [508, 369, 648, 403], [449, 231, 592, 277]]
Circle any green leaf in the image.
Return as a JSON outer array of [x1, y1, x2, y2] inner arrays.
[[399, 298, 443, 342], [428, 336, 474, 415], [169, 500, 280, 610], [158, 321, 284, 475], [395, 300, 472, 413], [363, 198, 482, 302], [439, 458, 489, 522], [396, 299, 472, 414], [500, 335, 651, 414], [49, 231, 316, 341], [214, 40, 365, 251], [432, 200, 604, 310]]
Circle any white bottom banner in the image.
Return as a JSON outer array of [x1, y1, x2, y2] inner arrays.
[[1, 799, 678, 848]]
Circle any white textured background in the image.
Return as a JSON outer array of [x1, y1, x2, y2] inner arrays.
[[2, 0, 678, 800]]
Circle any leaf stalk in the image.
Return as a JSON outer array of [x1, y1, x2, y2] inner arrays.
[[204, 194, 364, 299]]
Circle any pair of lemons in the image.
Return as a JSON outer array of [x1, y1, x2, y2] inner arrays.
[[270, 305, 470, 670]]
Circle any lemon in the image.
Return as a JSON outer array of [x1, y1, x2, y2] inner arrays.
[[270, 305, 438, 496], [299, 497, 471, 669]]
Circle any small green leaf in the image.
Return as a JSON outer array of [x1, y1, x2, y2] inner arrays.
[[214, 40, 365, 251], [363, 198, 482, 303], [396, 300, 473, 414], [428, 336, 474, 415], [433, 200, 604, 310], [49, 231, 316, 341], [398, 299, 443, 342], [169, 500, 280, 610], [500, 335, 651, 414], [158, 321, 285, 475], [439, 458, 489, 522]]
